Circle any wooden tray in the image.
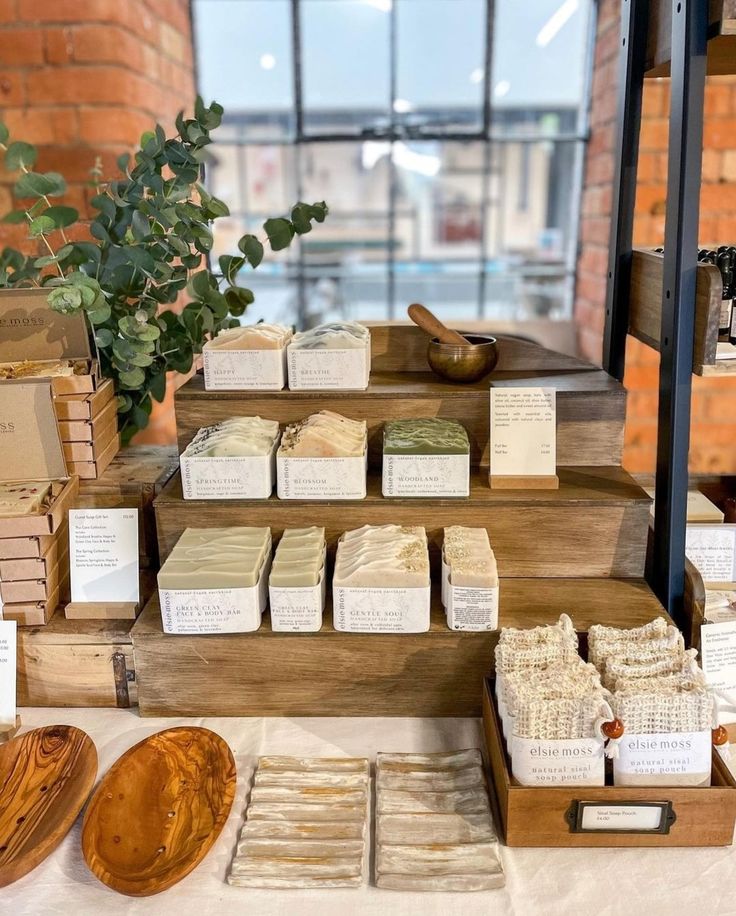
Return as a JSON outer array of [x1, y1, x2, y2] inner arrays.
[[0, 725, 97, 887], [82, 726, 236, 896], [481, 678, 736, 847]]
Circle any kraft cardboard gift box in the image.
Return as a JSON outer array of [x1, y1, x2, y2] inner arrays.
[[0, 381, 76, 624], [0, 287, 99, 394]]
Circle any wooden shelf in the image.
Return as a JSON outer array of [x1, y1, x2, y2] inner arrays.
[[154, 466, 651, 578], [175, 368, 626, 468], [646, 0, 736, 76], [131, 579, 668, 718], [630, 249, 724, 375]]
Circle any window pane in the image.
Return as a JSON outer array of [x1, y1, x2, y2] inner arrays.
[[302, 0, 390, 135], [193, 0, 294, 140], [396, 0, 486, 135], [492, 0, 590, 112]]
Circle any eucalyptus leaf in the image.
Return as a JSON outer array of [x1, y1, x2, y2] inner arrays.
[[95, 328, 115, 348], [0, 123, 8, 145], [237, 234, 264, 268], [43, 205, 78, 228], [5, 141, 37, 170], [2, 210, 28, 224], [264, 217, 294, 251]]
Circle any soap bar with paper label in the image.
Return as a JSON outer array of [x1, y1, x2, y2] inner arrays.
[[278, 411, 366, 458], [206, 323, 293, 350], [182, 416, 280, 458], [158, 526, 271, 590], [290, 321, 369, 351], [334, 524, 429, 588]]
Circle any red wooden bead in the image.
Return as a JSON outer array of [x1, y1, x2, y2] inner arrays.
[[601, 718, 624, 739], [713, 725, 729, 746]]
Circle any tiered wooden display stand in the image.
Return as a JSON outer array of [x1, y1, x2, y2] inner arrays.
[[129, 326, 666, 717]]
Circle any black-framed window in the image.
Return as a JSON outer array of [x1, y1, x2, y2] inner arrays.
[[193, 0, 595, 328]]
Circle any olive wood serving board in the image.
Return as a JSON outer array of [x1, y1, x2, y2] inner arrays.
[[82, 726, 236, 897], [0, 725, 97, 888]]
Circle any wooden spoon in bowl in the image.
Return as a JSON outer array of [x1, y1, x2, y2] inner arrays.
[[408, 303, 471, 346]]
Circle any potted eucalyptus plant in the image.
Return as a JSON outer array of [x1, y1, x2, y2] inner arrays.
[[0, 97, 327, 442]]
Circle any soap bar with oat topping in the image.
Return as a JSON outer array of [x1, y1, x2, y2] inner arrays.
[[443, 525, 498, 588], [333, 525, 430, 588]]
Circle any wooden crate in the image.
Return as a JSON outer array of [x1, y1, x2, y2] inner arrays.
[[17, 616, 136, 708], [76, 445, 179, 567], [132, 578, 668, 718], [173, 329, 626, 468], [481, 678, 736, 847], [155, 465, 651, 578]]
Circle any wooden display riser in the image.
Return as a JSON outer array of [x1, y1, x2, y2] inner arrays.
[[132, 578, 668, 718], [154, 466, 651, 578], [17, 615, 136, 708], [173, 330, 626, 468]]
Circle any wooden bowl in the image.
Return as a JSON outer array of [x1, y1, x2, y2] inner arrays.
[[82, 726, 236, 897], [427, 334, 498, 383], [0, 725, 97, 888]]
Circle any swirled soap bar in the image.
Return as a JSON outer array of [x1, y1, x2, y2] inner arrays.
[[382, 419, 470, 498], [158, 526, 271, 589], [278, 411, 366, 459], [384, 418, 469, 456], [287, 322, 370, 390], [334, 525, 429, 589], [206, 323, 293, 350]]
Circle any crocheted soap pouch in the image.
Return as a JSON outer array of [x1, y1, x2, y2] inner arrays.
[[513, 692, 612, 741], [613, 685, 714, 735], [602, 647, 698, 690], [588, 625, 684, 672]]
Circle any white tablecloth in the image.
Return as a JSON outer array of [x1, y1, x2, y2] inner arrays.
[[6, 709, 735, 916]]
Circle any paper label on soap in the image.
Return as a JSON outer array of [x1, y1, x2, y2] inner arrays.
[[287, 347, 369, 390], [180, 452, 275, 500], [579, 804, 664, 831], [489, 387, 556, 478], [0, 620, 16, 727], [333, 585, 430, 632], [441, 558, 450, 607], [613, 732, 711, 783], [269, 578, 325, 632], [160, 586, 263, 634], [277, 454, 366, 500], [686, 525, 736, 583], [69, 508, 139, 604], [510, 736, 605, 786], [382, 454, 469, 497], [446, 584, 499, 630], [203, 347, 286, 390]]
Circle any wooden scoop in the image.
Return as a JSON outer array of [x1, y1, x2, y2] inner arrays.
[[408, 303, 470, 346]]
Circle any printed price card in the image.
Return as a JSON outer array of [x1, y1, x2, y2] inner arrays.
[[490, 387, 556, 478], [69, 508, 139, 604]]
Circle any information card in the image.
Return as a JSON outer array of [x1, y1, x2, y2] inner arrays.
[[0, 620, 17, 728], [489, 387, 556, 480], [69, 508, 139, 604], [686, 524, 736, 583], [701, 620, 736, 724]]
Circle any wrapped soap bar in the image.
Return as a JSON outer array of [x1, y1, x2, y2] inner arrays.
[[203, 324, 293, 390], [382, 418, 470, 498], [158, 526, 272, 634], [180, 416, 280, 500], [287, 321, 370, 390], [333, 525, 430, 633], [277, 412, 367, 500], [0, 481, 52, 517], [0, 359, 78, 380], [269, 527, 326, 632], [442, 526, 499, 631], [587, 617, 684, 672]]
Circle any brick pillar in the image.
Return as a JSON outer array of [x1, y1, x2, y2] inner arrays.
[[574, 0, 736, 475], [0, 0, 195, 444]]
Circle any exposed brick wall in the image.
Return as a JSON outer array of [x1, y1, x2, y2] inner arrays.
[[575, 0, 736, 474], [0, 0, 195, 444]]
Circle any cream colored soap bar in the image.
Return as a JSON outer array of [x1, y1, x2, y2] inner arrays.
[[206, 323, 293, 351], [334, 525, 429, 588], [0, 481, 52, 517], [183, 416, 280, 458], [443, 526, 498, 588], [158, 526, 271, 590], [278, 411, 366, 459]]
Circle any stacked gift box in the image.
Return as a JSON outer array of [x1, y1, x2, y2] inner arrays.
[[55, 378, 120, 480]]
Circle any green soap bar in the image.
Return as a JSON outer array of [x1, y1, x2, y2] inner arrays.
[[383, 418, 469, 455]]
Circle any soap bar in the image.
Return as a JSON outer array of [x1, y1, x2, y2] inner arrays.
[[269, 527, 326, 588], [158, 526, 271, 590], [334, 525, 429, 588], [0, 481, 52, 517], [290, 321, 369, 350], [278, 411, 366, 458], [182, 416, 280, 458], [384, 418, 469, 456], [443, 526, 498, 588], [0, 359, 79, 380], [206, 323, 292, 350]]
